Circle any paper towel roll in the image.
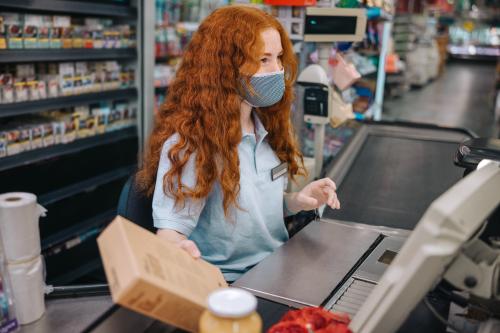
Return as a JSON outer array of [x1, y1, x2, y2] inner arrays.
[[7, 256, 45, 325], [0, 193, 46, 262]]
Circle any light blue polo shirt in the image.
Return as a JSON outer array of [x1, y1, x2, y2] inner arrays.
[[152, 113, 289, 281]]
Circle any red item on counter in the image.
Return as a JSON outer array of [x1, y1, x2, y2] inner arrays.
[[268, 307, 351, 333]]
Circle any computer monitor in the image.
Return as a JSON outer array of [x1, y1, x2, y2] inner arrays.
[[304, 7, 367, 43], [349, 160, 500, 333]]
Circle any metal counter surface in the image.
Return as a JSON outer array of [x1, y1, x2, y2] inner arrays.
[[18, 296, 114, 333]]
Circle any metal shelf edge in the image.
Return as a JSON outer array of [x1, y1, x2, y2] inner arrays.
[[0, 88, 138, 118], [0, 49, 137, 63], [39, 165, 135, 206], [0, 126, 138, 172], [0, 0, 136, 18], [42, 209, 116, 251]]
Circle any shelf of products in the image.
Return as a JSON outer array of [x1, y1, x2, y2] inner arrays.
[[0, 1, 141, 286], [0, 126, 137, 172], [0, 0, 137, 18], [0, 87, 137, 117]]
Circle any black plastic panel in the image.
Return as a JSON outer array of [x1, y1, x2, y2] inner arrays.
[[0, 49, 136, 64], [0, 0, 136, 18], [1, 136, 137, 196], [40, 177, 126, 240]]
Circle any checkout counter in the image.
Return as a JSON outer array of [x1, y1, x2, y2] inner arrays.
[[19, 136, 500, 333]]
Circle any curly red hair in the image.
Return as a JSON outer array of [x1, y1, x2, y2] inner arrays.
[[136, 5, 305, 216]]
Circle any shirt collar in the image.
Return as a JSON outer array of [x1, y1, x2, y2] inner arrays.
[[242, 111, 269, 145]]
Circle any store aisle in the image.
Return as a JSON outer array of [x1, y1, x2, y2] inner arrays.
[[383, 61, 499, 138]]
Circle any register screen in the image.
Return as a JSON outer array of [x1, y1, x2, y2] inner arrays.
[[305, 15, 357, 35]]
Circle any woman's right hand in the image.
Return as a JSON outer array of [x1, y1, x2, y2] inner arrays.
[[178, 239, 201, 258], [157, 228, 201, 259]]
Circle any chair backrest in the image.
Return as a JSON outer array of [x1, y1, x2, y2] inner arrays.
[[117, 174, 155, 232]]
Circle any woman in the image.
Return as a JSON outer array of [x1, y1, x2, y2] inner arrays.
[[137, 5, 340, 282]]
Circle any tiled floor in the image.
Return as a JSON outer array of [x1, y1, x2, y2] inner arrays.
[[383, 60, 499, 138]]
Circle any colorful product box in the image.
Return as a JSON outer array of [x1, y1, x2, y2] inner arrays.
[[29, 124, 44, 150], [41, 122, 55, 147], [0, 15, 7, 49], [38, 16, 52, 48], [72, 25, 84, 48], [14, 81, 28, 102], [0, 73, 14, 104], [59, 62, 75, 96], [74, 106, 96, 138], [91, 103, 110, 134], [5, 13, 23, 49], [4, 127, 30, 156], [50, 16, 64, 48], [0, 132, 6, 157], [23, 14, 40, 49], [56, 16, 72, 48]]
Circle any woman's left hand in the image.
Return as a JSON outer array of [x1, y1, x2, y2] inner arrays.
[[286, 178, 340, 213]]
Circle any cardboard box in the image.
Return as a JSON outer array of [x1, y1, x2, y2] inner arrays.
[[97, 216, 227, 333]]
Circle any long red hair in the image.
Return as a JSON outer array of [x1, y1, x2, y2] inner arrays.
[[136, 5, 305, 216]]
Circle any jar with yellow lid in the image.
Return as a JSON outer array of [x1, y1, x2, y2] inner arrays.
[[199, 288, 262, 333]]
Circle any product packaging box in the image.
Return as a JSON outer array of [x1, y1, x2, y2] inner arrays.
[[4, 13, 23, 49], [50, 16, 65, 48], [23, 14, 40, 49], [97, 216, 227, 333], [0, 132, 6, 158], [74, 105, 95, 138], [38, 16, 51, 48], [91, 103, 110, 134], [59, 62, 75, 96], [0, 15, 7, 49]]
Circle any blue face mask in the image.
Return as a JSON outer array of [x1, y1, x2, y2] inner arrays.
[[241, 69, 285, 108]]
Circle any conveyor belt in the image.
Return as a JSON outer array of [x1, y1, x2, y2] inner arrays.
[[323, 123, 472, 230]]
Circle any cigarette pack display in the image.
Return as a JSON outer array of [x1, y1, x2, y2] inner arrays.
[[41, 122, 55, 147], [0, 133, 7, 158], [2, 85, 14, 104], [74, 105, 95, 138], [27, 80, 40, 101], [59, 111, 77, 143], [29, 125, 43, 150], [72, 25, 84, 48], [38, 16, 51, 48], [14, 81, 28, 103], [49, 16, 64, 48], [0, 15, 7, 49], [36, 80, 47, 100], [57, 16, 72, 48], [2, 127, 30, 156], [59, 62, 75, 96], [0, 73, 14, 104], [23, 14, 40, 49], [4, 13, 23, 49]]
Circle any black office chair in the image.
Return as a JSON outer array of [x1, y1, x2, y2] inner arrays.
[[117, 174, 155, 232]]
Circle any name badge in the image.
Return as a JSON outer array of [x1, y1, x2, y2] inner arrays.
[[271, 162, 288, 181]]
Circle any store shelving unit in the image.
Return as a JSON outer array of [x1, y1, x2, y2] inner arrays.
[[0, 88, 137, 118], [0, 1, 143, 285], [0, 127, 137, 172]]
